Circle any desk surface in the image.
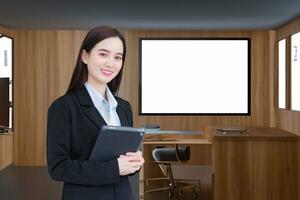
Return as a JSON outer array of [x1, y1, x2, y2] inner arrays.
[[0, 129, 14, 135], [213, 126, 300, 140], [143, 138, 211, 144]]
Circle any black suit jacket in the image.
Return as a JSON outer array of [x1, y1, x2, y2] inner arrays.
[[47, 86, 136, 200]]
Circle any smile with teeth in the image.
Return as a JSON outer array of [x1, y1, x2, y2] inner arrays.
[[100, 69, 113, 76]]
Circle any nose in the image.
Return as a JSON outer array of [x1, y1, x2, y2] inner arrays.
[[105, 56, 115, 68]]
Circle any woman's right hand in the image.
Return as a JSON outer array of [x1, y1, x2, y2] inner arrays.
[[117, 154, 144, 176]]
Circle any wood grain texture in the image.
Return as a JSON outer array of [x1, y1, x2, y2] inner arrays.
[[277, 17, 300, 40], [213, 128, 300, 200], [3, 25, 300, 199], [0, 26, 13, 37], [0, 134, 13, 171], [120, 30, 272, 130], [276, 17, 300, 136], [268, 31, 276, 126], [12, 30, 87, 165], [10, 29, 274, 165]]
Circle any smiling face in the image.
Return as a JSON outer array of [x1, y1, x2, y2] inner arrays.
[[81, 37, 124, 91]]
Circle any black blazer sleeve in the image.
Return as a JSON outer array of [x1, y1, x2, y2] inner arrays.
[[47, 100, 120, 186]]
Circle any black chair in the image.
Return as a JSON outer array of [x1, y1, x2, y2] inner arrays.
[[145, 145, 200, 199]]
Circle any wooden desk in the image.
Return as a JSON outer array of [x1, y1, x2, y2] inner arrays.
[[0, 131, 13, 171], [143, 138, 211, 145], [213, 127, 300, 200], [142, 127, 300, 200]]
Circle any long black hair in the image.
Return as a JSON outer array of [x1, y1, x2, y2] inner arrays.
[[67, 26, 126, 95]]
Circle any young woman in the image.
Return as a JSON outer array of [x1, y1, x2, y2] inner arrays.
[[47, 26, 144, 200]]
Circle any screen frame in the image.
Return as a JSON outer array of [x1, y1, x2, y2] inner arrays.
[[0, 78, 9, 127], [0, 33, 14, 129], [138, 37, 251, 116]]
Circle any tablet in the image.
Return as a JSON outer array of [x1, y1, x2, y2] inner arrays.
[[89, 126, 145, 162]]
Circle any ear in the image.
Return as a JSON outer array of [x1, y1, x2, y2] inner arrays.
[[81, 50, 89, 64]]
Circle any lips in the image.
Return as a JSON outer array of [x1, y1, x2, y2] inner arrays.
[[100, 69, 113, 76]]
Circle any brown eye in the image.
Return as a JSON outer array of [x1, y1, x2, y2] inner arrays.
[[115, 56, 122, 61], [99, 53, 107, 57]]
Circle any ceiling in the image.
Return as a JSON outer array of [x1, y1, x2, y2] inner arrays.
[[0, 0, 300, 30]]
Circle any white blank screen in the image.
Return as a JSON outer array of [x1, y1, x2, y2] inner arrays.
[[278, 39, 286, 109], [291, 32, 300, 111], [140, 39, 250, 114]]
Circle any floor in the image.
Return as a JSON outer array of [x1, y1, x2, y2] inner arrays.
[[0, 166, 62, 200], [0, 166, 212, 200], [143, 164, 212, 200], [143, 183, 212, 200]]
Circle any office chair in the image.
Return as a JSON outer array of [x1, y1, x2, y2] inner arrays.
[[145, 145, 200, 199]]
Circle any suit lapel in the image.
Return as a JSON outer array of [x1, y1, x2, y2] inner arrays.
[[84, 106, 107, 129], [75, 86, 129, 127], [117, 104, 128, 126], [117, 103, 129, 127], [75, 87, 107, 129]]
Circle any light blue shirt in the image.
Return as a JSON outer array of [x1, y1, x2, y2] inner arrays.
[[84, 82, 121, 126]]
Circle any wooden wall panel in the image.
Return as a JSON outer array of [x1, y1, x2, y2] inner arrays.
[[278, 110, 300, 136], [276, 17, 300, 136], [0, 26, 13, 36], [12, 29, 273, 165], [277, 17, 300, 40], [120, 30, 272, 130], [13, 30, 87, 165], [0, 135, 13, 171], [268, 31, 276, 127]]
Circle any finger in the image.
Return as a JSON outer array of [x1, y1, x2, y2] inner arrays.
[[125, 154, 140, 160], [134, 155, 144, 163], [131, 160, 144, 167], [127, 157, 141, 162], [124, 158, 141, 166], [129, 155, 145, 163], [119, 155, 126, 158], [125, 152, 138, 156]]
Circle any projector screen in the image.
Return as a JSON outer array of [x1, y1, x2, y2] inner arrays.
[[139, 38, 251, 115]]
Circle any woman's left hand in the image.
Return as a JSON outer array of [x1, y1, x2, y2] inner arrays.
[[125, 151, 145, 170]]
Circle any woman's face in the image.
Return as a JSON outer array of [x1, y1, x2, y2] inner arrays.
[[82, 37, 124, 86]]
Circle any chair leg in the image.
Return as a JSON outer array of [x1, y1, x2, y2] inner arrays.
[[193, 187, 198, 200], [166, 165, 177, 195], [166, 165, 176, 190], [168, 189, 173, 198], [178, 189, 183, 199]]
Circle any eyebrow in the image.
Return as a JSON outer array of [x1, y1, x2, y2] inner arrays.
[[97, 48, 123, 56]]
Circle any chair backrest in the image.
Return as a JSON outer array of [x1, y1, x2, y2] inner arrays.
[[152, 146, 191, 163]]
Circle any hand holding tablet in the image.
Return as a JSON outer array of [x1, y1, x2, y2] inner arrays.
[[89, 125, 144, 162], [117, 151, 145, 176]]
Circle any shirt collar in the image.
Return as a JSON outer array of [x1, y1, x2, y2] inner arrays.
[[105, 85, 118, 109], [84, 82, 118, 110]]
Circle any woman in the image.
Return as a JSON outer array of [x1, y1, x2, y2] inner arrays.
[[47, 26, 144, 200]]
